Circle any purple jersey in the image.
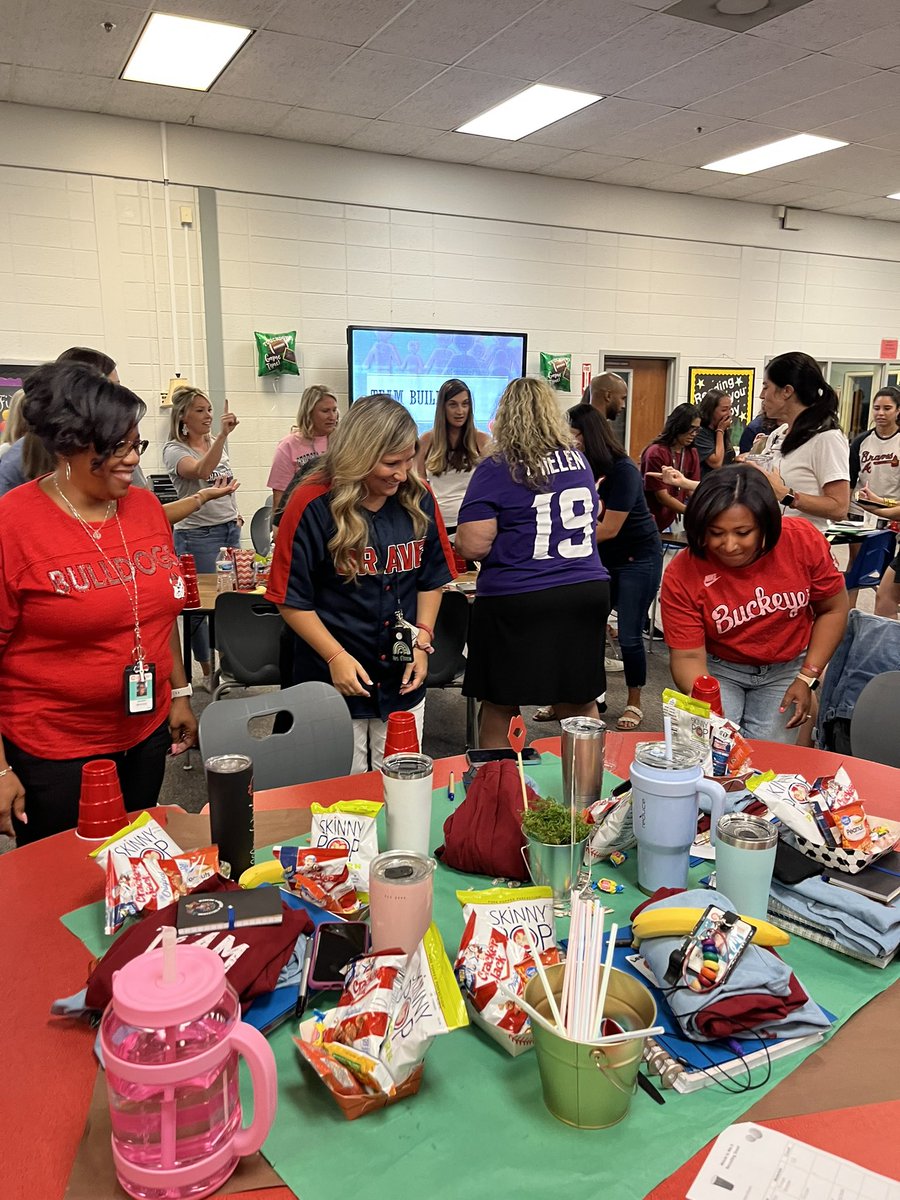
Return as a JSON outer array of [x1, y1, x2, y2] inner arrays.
[[458, 450, 609, 596]]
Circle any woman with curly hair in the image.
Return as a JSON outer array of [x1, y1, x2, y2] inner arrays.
[[415, 378, 489, 538], [455, 377, 610, 748], [267, 395, 455, 773]]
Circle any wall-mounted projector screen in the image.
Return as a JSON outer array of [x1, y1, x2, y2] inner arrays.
[[347, 326, 528, 434]]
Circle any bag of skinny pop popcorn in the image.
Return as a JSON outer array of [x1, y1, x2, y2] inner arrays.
[[454, 887, 559, 1056], [310, 800, 383, 897]]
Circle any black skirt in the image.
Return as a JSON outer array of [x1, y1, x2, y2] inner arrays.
[[462, 580, 610, 707]]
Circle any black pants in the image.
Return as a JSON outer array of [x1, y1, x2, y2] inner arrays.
[[7, 719, 171, 846]]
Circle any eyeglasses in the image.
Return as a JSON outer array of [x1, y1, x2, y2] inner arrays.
[[111, 438, 149, 459]]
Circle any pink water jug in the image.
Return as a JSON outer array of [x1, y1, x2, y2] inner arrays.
[[100, 938, 277, 1200]]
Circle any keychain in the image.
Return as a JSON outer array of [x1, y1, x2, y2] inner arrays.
[[390, 610, 415, 664]]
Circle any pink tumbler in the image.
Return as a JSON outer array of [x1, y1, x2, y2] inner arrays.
[[100, 937, 277, 1200]]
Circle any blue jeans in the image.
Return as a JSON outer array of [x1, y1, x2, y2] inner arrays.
[[174, 520, 241, 665], [708, 652, 805, 744], [609, 551, 663, 689]]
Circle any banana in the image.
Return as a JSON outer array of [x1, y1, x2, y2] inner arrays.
[[631, 907, 789, 947], [238, 860, 287, 889]]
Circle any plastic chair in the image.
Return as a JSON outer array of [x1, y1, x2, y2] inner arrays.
[[199, 681, 354, 790], [843, 530, 896, 591], [250, 498, 273, 556], [816, 609, 900, 753], [212, 591, 283, 700], [426, 591, 478, 748], [850, 671, 900, 768]]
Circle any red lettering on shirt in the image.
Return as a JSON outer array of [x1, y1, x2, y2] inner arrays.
[[359, 547, 378, 574]]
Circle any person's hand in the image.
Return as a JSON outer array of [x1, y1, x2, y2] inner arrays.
[[746, 460, 789, 501], [328, 651, 372, 697], [220, 409, 239, 437], [400, 647, 429, 694], [858, 484, 889, 508], [198, 480, 241, 505], [169, 697, 198, 756], [646, 465, 689, 490], [0, 769, 26, 838], [716, 411, 733, 431], [780, 678, 811, 729]]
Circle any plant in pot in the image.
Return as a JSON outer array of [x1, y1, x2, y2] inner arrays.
[[521, 797, 591, 910]]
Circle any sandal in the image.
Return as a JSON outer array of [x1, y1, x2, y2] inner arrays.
[[532, 705, 558, 722], [616, 705, 643, 731]]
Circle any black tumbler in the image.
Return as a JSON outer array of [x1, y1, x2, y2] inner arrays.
[[205, 753, 254, 880]]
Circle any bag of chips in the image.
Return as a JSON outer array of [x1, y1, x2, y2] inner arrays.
[[329, 950, 407, 1061], [310, 800, 383, 898], [255, 330, 299, 376]]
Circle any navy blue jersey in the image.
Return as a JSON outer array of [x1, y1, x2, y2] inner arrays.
[[268, 481, 455, 719]]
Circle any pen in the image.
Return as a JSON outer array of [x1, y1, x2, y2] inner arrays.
[[294, 936, 313, 1020], [447, 771, 455, 802], [636, 1072, 666, 1106]]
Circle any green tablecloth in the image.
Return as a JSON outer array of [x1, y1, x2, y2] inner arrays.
[[62, 758, 900, 1200]]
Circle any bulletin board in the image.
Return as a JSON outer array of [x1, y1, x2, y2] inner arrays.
[[688, 366, 756, 446]]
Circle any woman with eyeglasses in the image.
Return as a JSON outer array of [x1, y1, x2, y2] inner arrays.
[[0, 362, 197, 845], [163, 385, 242, 689]]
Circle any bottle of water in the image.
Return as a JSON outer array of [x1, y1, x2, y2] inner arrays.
[[215, 546, 235, 593]]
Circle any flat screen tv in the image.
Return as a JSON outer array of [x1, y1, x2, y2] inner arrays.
[[347, 325, 528, 434]]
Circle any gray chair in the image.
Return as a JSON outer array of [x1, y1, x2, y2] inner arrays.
[[199, 681, 354, 790], [250, 498, 273, 556], [212, 591, 284, 700], [850, 671, 900, 768]]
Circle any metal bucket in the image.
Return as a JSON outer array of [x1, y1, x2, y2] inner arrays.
[[524, 963, 657, 1129], [523, 833, 588, 902]]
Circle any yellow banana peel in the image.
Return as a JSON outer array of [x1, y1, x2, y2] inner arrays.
[[238, 860, 288, 889]]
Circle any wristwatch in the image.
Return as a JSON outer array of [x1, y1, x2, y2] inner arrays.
[[780, 491, 796, 508], [171, 684, 193, 698]]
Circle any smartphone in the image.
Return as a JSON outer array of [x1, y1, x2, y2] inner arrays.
[[308, 921, 370, 991], [466, 748, 542, 767], [684, 905, 756, 990]]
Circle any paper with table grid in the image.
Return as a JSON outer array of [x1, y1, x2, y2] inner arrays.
[[688, 1122, 900, 1199]]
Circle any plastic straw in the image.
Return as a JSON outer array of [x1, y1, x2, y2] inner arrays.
[[587, 903, 605, 1040], [521, 926, 565, 1032], [588, 1024, 665, 1046], [593, 922, 618, 1038], [663, 709, 673, 762], [162, 926, 177, 985]]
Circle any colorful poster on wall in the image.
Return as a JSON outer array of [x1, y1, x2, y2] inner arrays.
[[540, 352, 572, 391], [0, 364, 36, 438], [688, 366, 756, 447]]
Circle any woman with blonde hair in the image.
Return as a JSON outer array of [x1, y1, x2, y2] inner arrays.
[[0, 389, 26, 459], [455, 377, 610, 748], [267, 394, 455, 773], [268, 384, 339, 511], [415, 378, 489, 537], [162, 385, 241, 687]]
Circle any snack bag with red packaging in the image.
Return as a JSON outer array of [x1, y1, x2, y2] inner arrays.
[[278, 845, 359, 914], [104, 845, 220, 935], [328, 950, 407, 1060]]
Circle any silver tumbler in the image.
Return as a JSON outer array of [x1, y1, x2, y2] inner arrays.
[[561, 717, 606, 810]]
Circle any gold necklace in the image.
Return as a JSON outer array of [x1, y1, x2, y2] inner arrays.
[[52, 476, 115, 541]]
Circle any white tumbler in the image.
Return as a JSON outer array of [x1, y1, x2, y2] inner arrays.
[[381, 753, 434, 857]]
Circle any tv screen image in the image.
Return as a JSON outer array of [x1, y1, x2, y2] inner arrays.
[[347, 326, 527, 435]]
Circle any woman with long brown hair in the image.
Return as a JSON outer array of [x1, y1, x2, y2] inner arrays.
[[416, 378, 489, 538]]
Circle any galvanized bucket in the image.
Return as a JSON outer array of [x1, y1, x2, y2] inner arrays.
[[522, 832, 588, 902]]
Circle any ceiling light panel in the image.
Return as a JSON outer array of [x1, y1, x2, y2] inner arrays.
[[457, 84, 602, 141], [702, 133, 847, 174], [122, 12, 254, 92]]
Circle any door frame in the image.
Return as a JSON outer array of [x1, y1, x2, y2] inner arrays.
[[600, 350, 681, 450]]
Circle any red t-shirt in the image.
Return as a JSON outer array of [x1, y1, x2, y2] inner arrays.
[[640, 443, 700, 532], [661, 518, 844, 665], [0, 481, 185, 757]]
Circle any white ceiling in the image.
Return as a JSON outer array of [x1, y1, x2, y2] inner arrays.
[[4, 0, 900, 220]]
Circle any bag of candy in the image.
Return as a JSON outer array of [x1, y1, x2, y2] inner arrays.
[[310, 800, 383, 898], [454, 886, 558, 1056], [278, 845, 359, 914]]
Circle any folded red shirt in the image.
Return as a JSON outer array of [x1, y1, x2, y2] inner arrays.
[[436, 760, 538, 881]]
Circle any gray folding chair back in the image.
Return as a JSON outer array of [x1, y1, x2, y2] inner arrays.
[[213, 591, 283, 699], [850, 671, 900, 768], [250, 497, 274, 555], [199, 681, 354, 790]]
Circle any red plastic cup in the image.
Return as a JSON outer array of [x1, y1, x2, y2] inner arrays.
[[178, 553, 198, 580], [691, 674, 723, 717], [383, 711, 420, 758], [182, 576, 201, 608], [76, 759, 129, 841]]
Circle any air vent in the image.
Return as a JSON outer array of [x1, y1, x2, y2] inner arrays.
[[663, 0, 814, 33]]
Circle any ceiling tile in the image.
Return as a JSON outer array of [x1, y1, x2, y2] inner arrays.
[[813, 103, 900, 145], [267, 0, 409, 46], [761, 143, 900, 191], [366, 0, 538, 66], [598, 109, 737, 158], [751, 0, 899, 52], [543, 13, 733, 94], [599, 158, 686, 187], [644, 167, 723, 193], [413, 131, 509, 164], [523, 98, 673, 151], [215, 31, 355, 104], [620, 33, 807, 107], [8, 67, 111, 111], [757, 69, 900, 130], [460, 0, 646, 80], [544, 151, 634, 179], [738, 181, 833, 204], [343, 120, 440, 155], [687, 53, 877, 120], [156, 0, 283, 22], [195, 94, 293, 137], [103, 80, 205, 123], [696, 176, 784, 199], [287, 50, 446, 119], [826, 25, 900, 69], [826, 198, 900, 218], [650, 121, 789, 168], [10, 0, 143, 75], [273, 107, 370, 143], [381, 67, 530, 129], [477, 142, 577, 172]]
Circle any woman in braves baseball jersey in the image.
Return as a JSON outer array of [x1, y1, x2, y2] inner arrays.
[[455, 377, 610, 748], [267, 395, 455, 773], [662, 464, 848, 743]]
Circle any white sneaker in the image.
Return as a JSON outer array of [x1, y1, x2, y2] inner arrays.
[[605, 657, 625, 673]]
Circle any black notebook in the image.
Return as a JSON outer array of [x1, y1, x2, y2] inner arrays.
[[176, 887, 284, 934], [824, 851, 900, 905]]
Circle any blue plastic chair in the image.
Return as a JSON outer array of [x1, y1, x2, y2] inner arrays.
[[843, 530, 895, 591]]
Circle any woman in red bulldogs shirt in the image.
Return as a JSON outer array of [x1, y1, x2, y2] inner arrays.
[[662, 464, 848, 743]]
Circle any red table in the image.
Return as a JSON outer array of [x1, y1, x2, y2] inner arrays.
[[2, 733, 898, 1200]]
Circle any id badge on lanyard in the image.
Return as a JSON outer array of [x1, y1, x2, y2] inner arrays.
[[124, 662, 156, 714], [391, 609, 415, 665]]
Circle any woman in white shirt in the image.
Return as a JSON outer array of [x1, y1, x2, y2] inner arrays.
[[754, 352, 850, 533], [853, 386, 900, 505], [415, 378, 489, 539]]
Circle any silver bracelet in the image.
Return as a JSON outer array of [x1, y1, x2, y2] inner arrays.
[[0, 766, 13, 778]]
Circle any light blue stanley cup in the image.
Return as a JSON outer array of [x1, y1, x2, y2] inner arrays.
[[630, 742, 728, 895]]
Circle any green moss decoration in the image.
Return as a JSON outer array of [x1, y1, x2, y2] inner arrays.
[[521, 796, 590, 846]]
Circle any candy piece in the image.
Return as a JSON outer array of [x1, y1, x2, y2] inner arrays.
[[609, 850, 627, 867], [594, 877, 624, 894]]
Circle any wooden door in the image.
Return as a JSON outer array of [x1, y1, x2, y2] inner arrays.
[[603, 356, 670, 460]]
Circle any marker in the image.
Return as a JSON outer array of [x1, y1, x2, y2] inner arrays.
[[447, 771, 455, 802], [227, 904, 235, 931]]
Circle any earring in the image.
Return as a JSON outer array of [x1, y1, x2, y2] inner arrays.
[[180, 422, 187, 437], [65, 460, 71, 482]]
